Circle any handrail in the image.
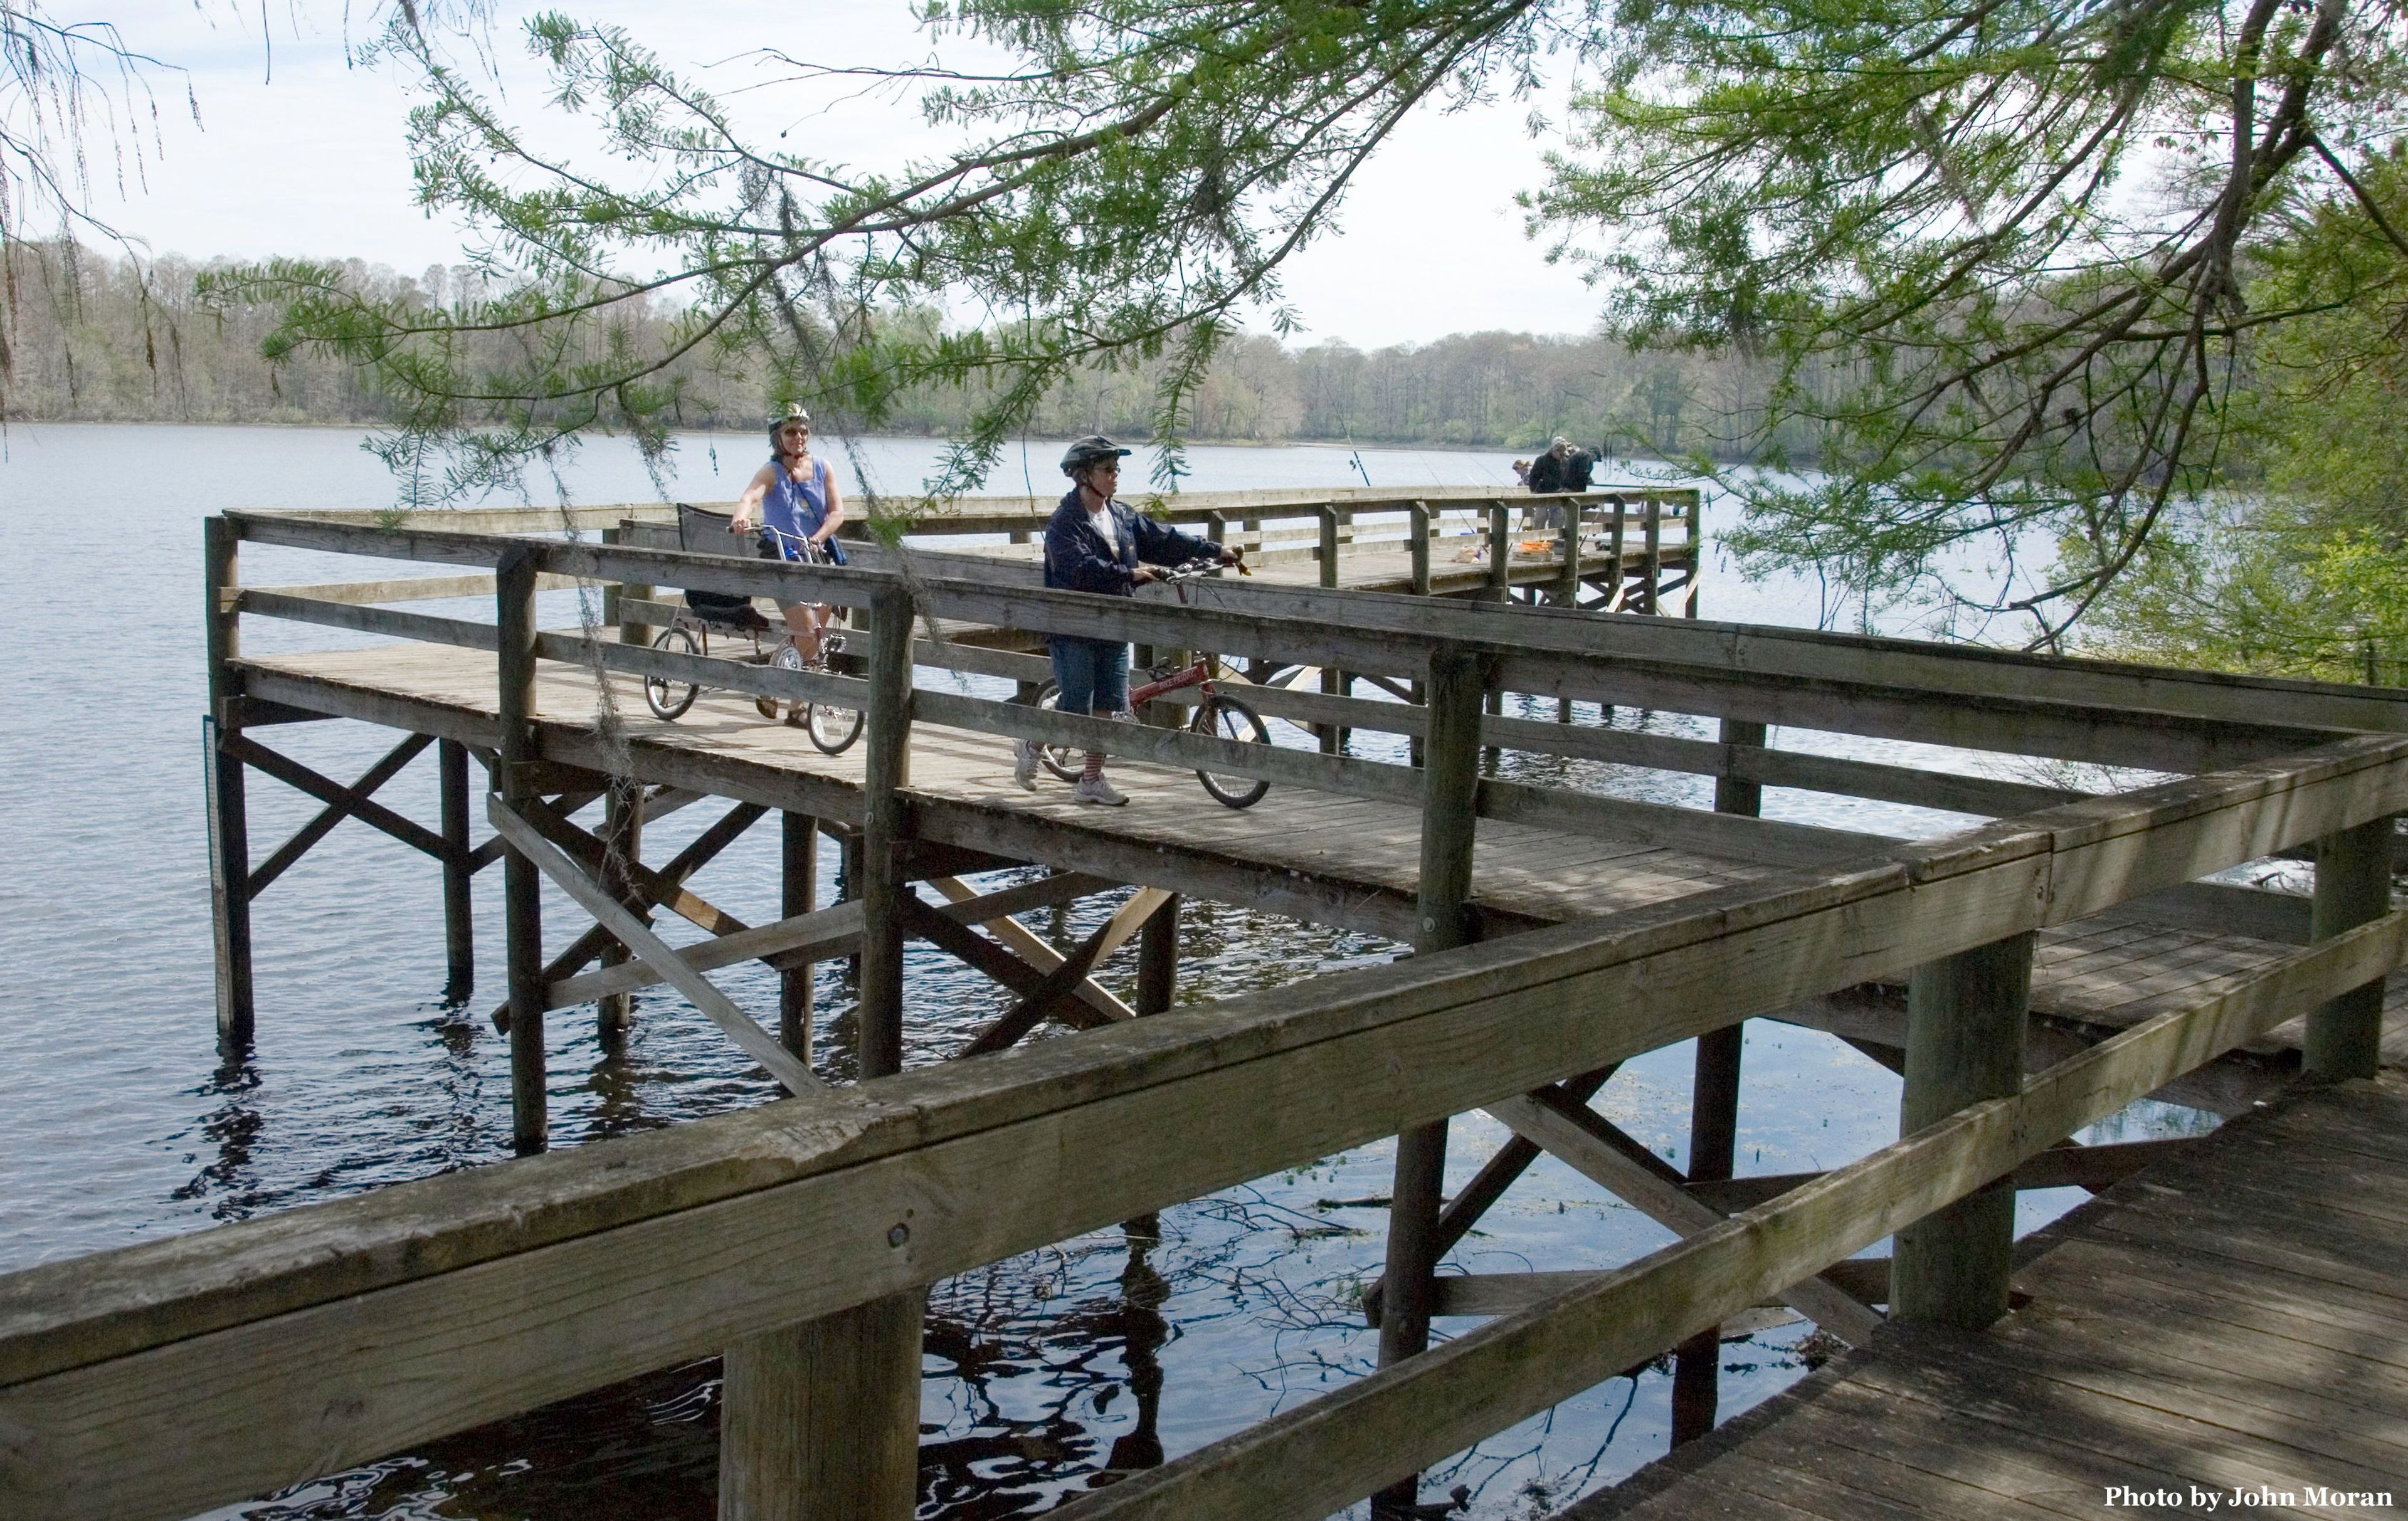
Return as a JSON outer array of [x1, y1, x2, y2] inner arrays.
[[1057, 907, 2408, 1521], [8, 729, 2405, 1521], [236, 485, 1701, 539], [224, 510, 2404, 767]]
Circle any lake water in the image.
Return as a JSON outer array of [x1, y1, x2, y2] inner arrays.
[[0, 423, 2205, 1520]]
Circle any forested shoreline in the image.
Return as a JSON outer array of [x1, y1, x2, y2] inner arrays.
[[2, 241, 1797, 460]]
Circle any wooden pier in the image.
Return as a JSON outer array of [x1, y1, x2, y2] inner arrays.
[[1573, 1072, 2408, 1520], [4, 480, 2408, 1521]]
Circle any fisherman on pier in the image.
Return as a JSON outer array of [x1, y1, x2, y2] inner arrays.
[[1018, 435, 1242, 805]]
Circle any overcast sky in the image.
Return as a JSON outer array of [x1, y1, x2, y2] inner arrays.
[[88, 2, 1605, 350]]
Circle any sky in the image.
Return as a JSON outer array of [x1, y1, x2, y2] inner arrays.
[[70, 1, 1607, 351]]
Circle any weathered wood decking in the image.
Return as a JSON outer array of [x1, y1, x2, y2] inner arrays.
[[236, 641, 2408, 1077], [1566, 1071, 2408, 1521]]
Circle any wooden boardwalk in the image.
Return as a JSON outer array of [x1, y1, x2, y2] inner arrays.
[[1566, 1072, 2408, 1521], [236, 641, 2408, 1072]]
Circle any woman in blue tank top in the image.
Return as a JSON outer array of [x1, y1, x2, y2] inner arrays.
[[731, 406, 846, 676]]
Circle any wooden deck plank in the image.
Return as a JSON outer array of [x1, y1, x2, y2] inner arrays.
[[1558, 1075, 2408, 1521], [233, 644, 1756, 943], [233, 638, 2386, 1056]]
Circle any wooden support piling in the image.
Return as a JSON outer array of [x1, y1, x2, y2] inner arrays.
[[718, 1290, 924, 1521], [204, 517, 256, 1046], [1672, 717, 1768, 1441], [857, 588, 916, 1080], [781, 814, 820, 1061], [439, 738, 474, 1003], [495, 547, 548, 1153], [1375, 644, 1486, 1516], [1891, 930, 2033, 1328], [841, 829, 867, 982], [595, 777, 646, 1042], [1714, 719, 1767, 818], [1136, 893, 1181, 1016], [2307, 816, 2393, 1080]]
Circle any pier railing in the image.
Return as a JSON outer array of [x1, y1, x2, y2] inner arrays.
[[4, 513, 2402, 1521]]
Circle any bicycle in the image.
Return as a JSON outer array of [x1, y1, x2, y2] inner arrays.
[[642, 507, 862, 755], [1027, 561, 1274, 808]]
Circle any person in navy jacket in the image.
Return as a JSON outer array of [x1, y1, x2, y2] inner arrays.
[[1018, 435, 1242, 804]]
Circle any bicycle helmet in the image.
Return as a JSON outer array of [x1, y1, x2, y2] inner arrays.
[[768, 404, 811, 451], [1060, 434, 1131, 478]]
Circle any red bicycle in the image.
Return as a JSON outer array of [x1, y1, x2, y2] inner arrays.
[[1030, 563, 1274, 808]]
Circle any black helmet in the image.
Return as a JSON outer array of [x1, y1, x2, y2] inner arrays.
[[768, 404, 810, 450], [1060, 434, 1131, 478]]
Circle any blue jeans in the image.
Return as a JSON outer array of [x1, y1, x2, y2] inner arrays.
[[1050, 636, 1130, 716]]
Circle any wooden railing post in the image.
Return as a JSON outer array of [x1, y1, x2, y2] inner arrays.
[[1641, 495, 1664, 614], [2308, 816, 2394, 1080], [721, 586, 927, 1520], [1671, 717, 1768, 1442], [1137, 894, 1181, 1016], [1556, 501, 1582, 609], [719, 1290, 925, 1521], [1682, 492, 1702, 618], [1605, 495, 1628, 612], [858, 586, 916, 1080], [1318, 505, 1340, 590], [1485, 501, 1511, 604], [439, 738, 474, 1003], [1891, 930, 2034, 1328], [203, 515, 256, 1047], [494, 546, 547, 1154], [596, 777, 645, 1043], [608, 526, 653, 647], [1375, 643, 1485, 1517], [782, 813, 820, 1061], [1408, 501, 1432, 597]]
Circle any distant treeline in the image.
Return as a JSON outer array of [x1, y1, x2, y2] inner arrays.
[[3, 241, 1800, 460]]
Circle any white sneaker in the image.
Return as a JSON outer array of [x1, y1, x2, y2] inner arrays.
[[1012, 737, 1040, 791], [1072, 775, 1129, 806]]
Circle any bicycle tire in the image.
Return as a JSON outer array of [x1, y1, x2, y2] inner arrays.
[[1192, 693, 1272, 808], [806, 698, 864, 755], [645, 625, 701, 720]]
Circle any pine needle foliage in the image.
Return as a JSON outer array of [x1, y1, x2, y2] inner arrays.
[[1530, 0, 2408, 643], [213, 1, 1565, 513]]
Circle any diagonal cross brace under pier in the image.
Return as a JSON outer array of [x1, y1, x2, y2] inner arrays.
[[246, 734, 435, 897], [1484, 1088, 1883, 1345], [486, 795, 820, 1095], [491, 798, 768, 1033]]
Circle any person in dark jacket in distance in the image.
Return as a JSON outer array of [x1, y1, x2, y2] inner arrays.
[[1561, 443, 1596, 493], [1018, 435, 1242, 805], [1526, 438, 1568, 494]]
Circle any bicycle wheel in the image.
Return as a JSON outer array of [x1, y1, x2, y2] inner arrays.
[[806, 694, 864, 754], [645, 625, 701, 720], [1192, 693, 1272, 808], [1030, 682, 1084, 782], [766, 643, 803, 722]]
